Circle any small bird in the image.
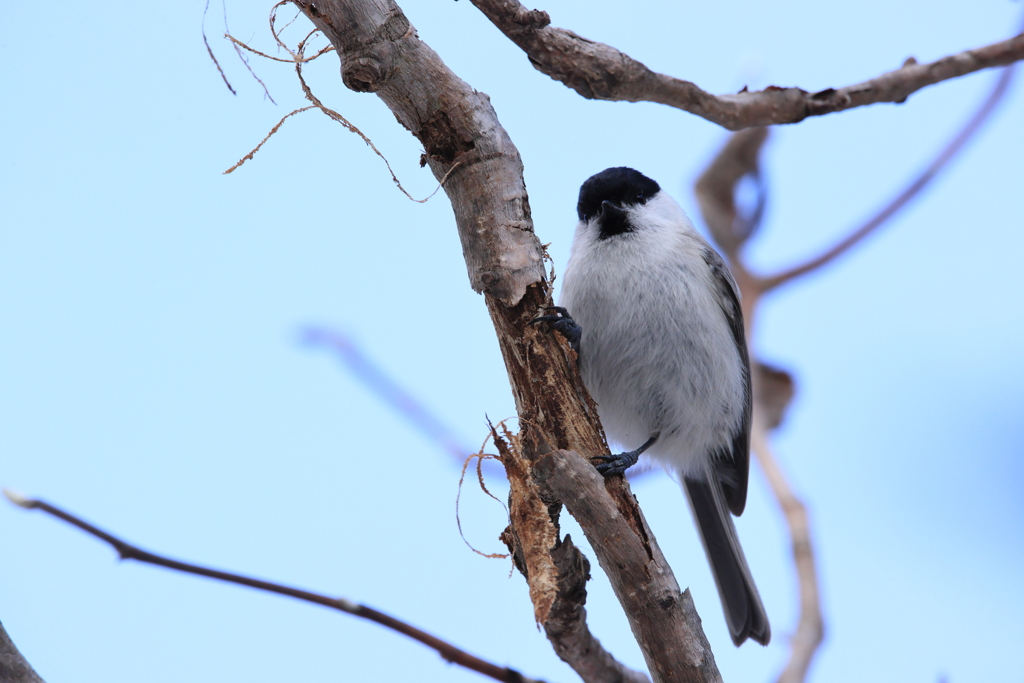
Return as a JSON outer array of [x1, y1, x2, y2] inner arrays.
[[535, 167, 770, 646]]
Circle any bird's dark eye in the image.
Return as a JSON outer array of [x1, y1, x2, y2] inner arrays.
[[635, 193, 645, 202]]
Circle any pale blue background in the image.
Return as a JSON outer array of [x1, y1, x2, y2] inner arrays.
[[2, 1, 1022, 682]]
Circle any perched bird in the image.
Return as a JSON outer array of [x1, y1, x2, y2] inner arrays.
[[535, 166, 770, 646]]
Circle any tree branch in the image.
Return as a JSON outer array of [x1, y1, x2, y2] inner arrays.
[[539, 536, 652, 683], [694, 57, 1019, 683], [0, 621, 45, 683], [468, 0, 1023, 130], [760, 62, 1016, 290], [496, 433, 652, 683], [535, 450, 721, 683], [693, 109, 823, 683], [2, 490, 545, 683]]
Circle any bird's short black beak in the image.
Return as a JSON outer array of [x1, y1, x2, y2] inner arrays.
[[597, 200, 631, 239], [600, 200, 626, 222]]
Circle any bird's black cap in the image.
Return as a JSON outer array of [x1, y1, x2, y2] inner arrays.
[[577, 167, 661, 222]]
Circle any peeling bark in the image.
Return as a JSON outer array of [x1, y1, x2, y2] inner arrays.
[[536, 451, 722, 683]]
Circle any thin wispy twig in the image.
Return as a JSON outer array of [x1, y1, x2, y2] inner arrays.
[[2, 490, 545, 683]]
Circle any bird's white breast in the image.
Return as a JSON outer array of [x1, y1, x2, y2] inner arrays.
[[559, 194, 745, 478]]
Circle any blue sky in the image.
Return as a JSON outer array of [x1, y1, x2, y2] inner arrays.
[[2, 1, 1022, 682]]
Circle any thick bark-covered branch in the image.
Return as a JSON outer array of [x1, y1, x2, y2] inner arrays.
[[0, 621, 44, 683], [290, 1, 722, 680], [536, 451, 721, 683], [497, 433, 651, 683], [469, 0, 1024, 130]]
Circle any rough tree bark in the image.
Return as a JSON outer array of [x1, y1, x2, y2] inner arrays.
[[291, 0, 722, 681], [0, 622, 45, 683]]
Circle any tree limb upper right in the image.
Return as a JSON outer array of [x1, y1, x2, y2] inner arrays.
[[470, 0, 1024, 130]]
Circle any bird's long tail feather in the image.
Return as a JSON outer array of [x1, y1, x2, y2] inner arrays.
[[684, 476, 771, 646]]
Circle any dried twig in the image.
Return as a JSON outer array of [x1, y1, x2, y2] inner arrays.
[[468, 0, 1024, 130], [226, 33, 334, 63], [202, 0, 236, 95], [270, 0, 301, 54], [224, 105, 316, 173], [455, 447, 510, 559], [203, 0, 278, 102], [223, 27, 451, 202], [2, 490, 546, 683], [229, 38, 278, 103], [292, 0, 548, 305], [291, 31, 450, 203]]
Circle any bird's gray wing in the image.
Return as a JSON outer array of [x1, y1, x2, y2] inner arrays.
[[701, 246, 752, 516]]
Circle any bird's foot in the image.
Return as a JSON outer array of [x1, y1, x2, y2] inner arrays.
[[530, 306, 581, 352], [592, 450, 641, 476], [592, 433, 658, 477]]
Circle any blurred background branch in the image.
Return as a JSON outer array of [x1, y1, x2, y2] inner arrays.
[[760, 63, 1017, 292], [302, 326, 473, 462]]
